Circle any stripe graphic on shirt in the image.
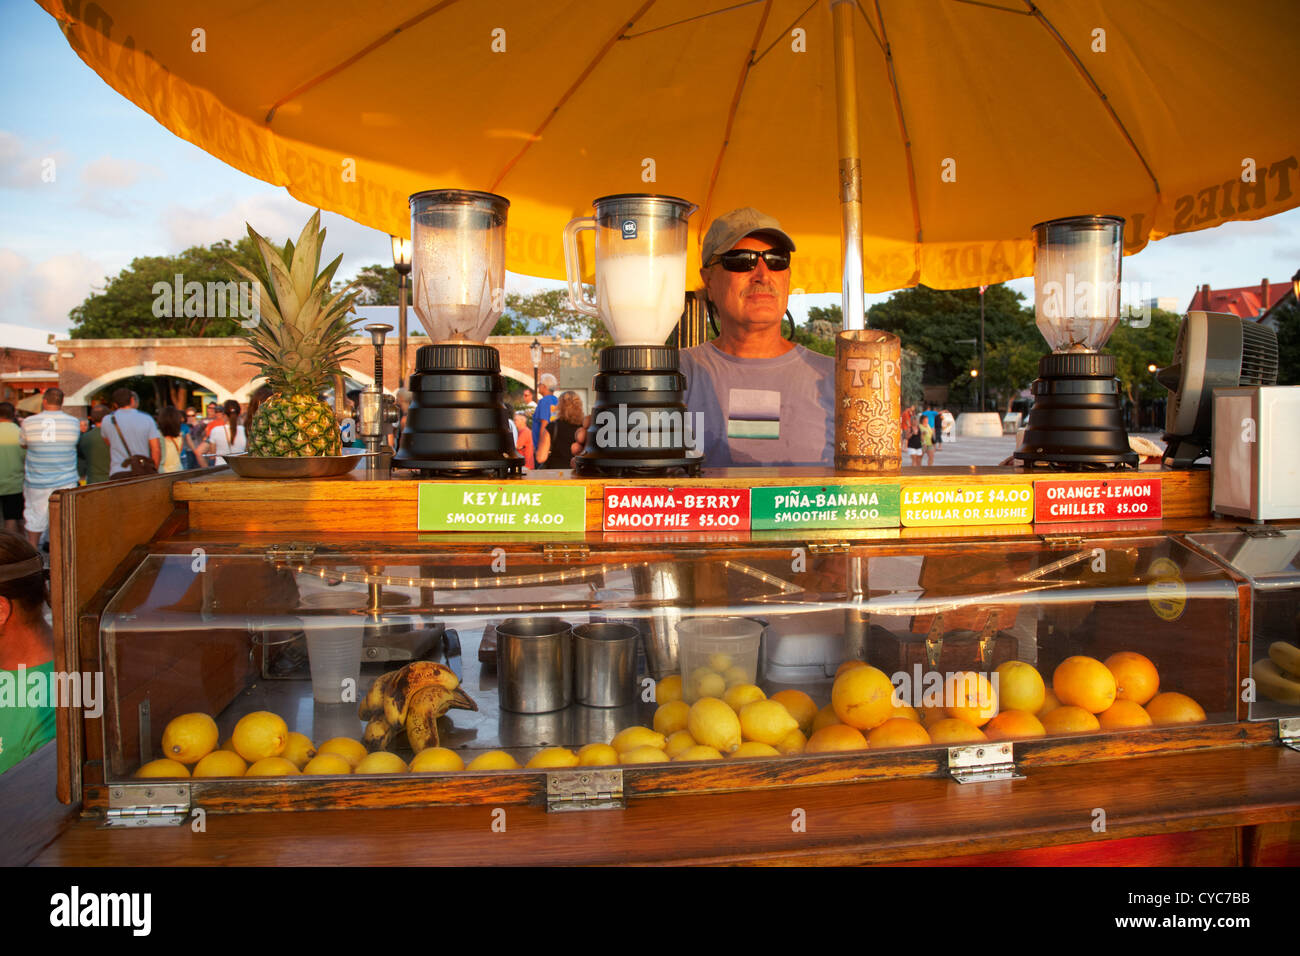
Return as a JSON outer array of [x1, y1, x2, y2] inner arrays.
[[726, 388, 780, 440], [19, 413, 81, 489]]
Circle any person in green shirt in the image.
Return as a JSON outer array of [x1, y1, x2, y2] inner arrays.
[[0, 531, 56, 774], [0, 403, 24, 535], [77, 404, 112, 485]]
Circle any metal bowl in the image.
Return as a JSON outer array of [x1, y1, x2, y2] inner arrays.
[[225, 449, 379, 479]]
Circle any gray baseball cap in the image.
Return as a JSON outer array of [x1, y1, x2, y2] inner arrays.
[[700, 207, 796, 266]]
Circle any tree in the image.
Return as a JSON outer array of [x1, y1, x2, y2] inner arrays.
[[983, 338, 1047, 412], [1272, 300, 1300, 386], [1107, 307, 1181, 406], [348, 264, 401, 305], [500, 287, 609, 352]]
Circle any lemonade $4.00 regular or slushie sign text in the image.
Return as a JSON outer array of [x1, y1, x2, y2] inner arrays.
[[900, 483, 1034, 526], [418, 483, 586, 532]]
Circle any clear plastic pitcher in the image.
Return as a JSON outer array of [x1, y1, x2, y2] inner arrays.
[[563, 194, 696, 346], [409, 189, 510, 343], [1032, 215, 1124, 352]]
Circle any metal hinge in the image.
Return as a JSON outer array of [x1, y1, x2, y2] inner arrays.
[[546, 770, 624, 811], [1240, 526, 1284, 539], [103, 783, 191, 828], [1279, 717, 1300, 752], [808, 541, 850, 554], [1040, 534, 1084, 549], [265, 544, 317, 564], [543, 542, 590, 563], [947, 743, 1025, 784]]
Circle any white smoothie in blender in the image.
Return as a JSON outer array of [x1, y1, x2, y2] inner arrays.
[[596, 251, 687, 345]]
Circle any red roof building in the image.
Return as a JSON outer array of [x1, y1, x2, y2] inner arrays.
[[1188, 277, 1294, 320]]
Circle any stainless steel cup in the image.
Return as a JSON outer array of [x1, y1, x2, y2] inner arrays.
[[632, 562, 693, 679], [573, 622, 640, 707], [496, 617, 572, 713]]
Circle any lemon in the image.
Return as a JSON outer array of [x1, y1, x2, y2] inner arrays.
[[776, 728, 807, 754], [653, 700, 692, 736], [995, 660, 1046, 714], [409, 748, 466, 772], [354, 751, 408, 774], [739, 699, 799, 745], [688, 668, 726, 700], [317, 737, 367, 768], [302, 752, 354, 775], [160, 713, 218, 765], [610, 725, 667, 754], [218, 737, 237, 753], [620, 746, 670, 764], [577, 743, 620, 766], [664, 730, 697, 759], [526, 747, 579, 769], [673, 744, 724, 761], [708, 652, 734, 672], [135, 758, 189, 778], [280, 732, 316, 770], [245, 756, 300, 776], [723, 683, 766, 712], [192, 750, 247, 778], [231, 711, 288, 762], [729, 741, 781, 758], [466, 750, 521, 771], [722, 665, 752, 688], [655, 675, 683, 704], [688, 697, 742, 753]]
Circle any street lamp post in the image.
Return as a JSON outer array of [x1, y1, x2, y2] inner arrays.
[[529, 338, 542, 396], [390, 235, 412, 388]]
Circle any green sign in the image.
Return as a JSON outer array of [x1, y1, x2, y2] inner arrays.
[[750, 484, 900, 530], [417, 483, 587, 532]]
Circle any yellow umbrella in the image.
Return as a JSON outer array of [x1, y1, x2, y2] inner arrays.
[[39, 0, 1300, 311]]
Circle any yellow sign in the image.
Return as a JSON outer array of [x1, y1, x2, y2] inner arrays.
[[900, 483, 1034, 527], [1146, 557, 1187, 622]]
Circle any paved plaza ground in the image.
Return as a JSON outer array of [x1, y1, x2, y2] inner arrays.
[[911, 431, 1165, 467]]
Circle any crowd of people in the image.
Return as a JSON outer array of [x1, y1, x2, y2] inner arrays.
[[901, 403, 955, 467], [509, 373, 585, 470]]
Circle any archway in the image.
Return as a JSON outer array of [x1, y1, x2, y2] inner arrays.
[[68, 364, 231, 407]]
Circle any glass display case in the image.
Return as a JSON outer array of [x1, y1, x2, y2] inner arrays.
[[93, 531, 1248, 805]]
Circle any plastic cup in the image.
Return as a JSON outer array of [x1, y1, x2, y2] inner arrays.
[[676, 617, 764, 702], [304, 628, 364, 704]]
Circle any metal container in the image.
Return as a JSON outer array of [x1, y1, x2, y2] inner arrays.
[[573, 622, 640, 707], [571, 702, 640, 745], [632, 562, 693, 679], [496, 617, 572, 713]]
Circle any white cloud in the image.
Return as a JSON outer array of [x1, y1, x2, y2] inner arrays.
[[0, 130, 70, 189], [0, 248, 106, 336], [80, 155, 161, 188]]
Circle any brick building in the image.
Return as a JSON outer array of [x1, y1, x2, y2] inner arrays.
[[1, 323, 59, 405]]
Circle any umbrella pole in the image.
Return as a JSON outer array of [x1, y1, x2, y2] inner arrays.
[[832, 0, 865, 332]]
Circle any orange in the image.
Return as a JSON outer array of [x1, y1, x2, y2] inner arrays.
[[945, 671, 998, 727], [831, 664, 898, 731], [805, 724, 869, 753], [866, 717, 932, 749], [1145, 692, 1206, 726], [919, 704, 949, 727], [889, 700, 921, 722], [811, 702, 842, 733], [1037, 686, 1063, 716], [1104, 651, 1160, 705], [1040, 705, 1101, 735], [994, 661, 1046, 714], [1097, 699, 1154, 730], [770, 689, 818, 735], [1052, 656, 1117, 714], [927, 718, 988, 744], [835, 659, 869, 679], [983, 709, 1046, 741]]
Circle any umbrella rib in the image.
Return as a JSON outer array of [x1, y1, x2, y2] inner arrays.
[[753, 0, 821, 66], [873, 0, 924, 256], [623, 0, 768, 38], [1023, 1, 1161, 195], [949, 0, 1032, 14], [264, 0, 461, 123], [699, 1, 775, 246], [853, 0, 885, 53], [491, 0, 659, 191]]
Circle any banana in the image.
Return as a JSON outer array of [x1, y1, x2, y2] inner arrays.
[[1253, 658, 1300, 705], [382, 661, 462, 727], [363, 717, 396, 753], [404, 684, 478, 754], [359, 668, 401, 721], [1267, 641, 1300, 678]]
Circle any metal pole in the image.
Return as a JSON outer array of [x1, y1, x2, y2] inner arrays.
[[397, 272, 409, 389], [831, 0, 865, 331], [979, 287, 985, 411]]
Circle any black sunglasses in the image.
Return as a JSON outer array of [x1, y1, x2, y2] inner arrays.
[[708, 248, 791, 272]]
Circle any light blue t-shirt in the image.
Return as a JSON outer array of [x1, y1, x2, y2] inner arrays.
[[680, 342, 835, 467], [103, 408, 161, 476], [18, 410, 81, 490]]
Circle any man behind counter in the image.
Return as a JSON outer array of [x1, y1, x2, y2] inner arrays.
[[571, 207, 836, 467]]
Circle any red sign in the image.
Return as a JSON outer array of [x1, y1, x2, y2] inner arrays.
[[1034, 477, 1162, 522], [603, 487, 751, 532]]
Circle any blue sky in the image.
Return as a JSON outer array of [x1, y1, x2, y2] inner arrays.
[[2, 0, 1297, 342]]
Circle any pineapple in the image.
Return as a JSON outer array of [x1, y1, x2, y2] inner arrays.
[[229, 211, 360, 457]]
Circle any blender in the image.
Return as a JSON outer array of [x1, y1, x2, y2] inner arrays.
[[563, 194, 701, 476], [393, 190, 523, 477], [1014, 215, 1138, 470]]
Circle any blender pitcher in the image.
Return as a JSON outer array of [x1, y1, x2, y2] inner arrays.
[[563, 194, 696, 346], [411, 190, 509, 343]]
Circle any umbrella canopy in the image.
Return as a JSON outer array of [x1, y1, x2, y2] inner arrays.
[[39, 0, 1300, 296]]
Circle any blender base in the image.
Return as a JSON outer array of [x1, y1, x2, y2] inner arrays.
[[573, 455, 702, 478]]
